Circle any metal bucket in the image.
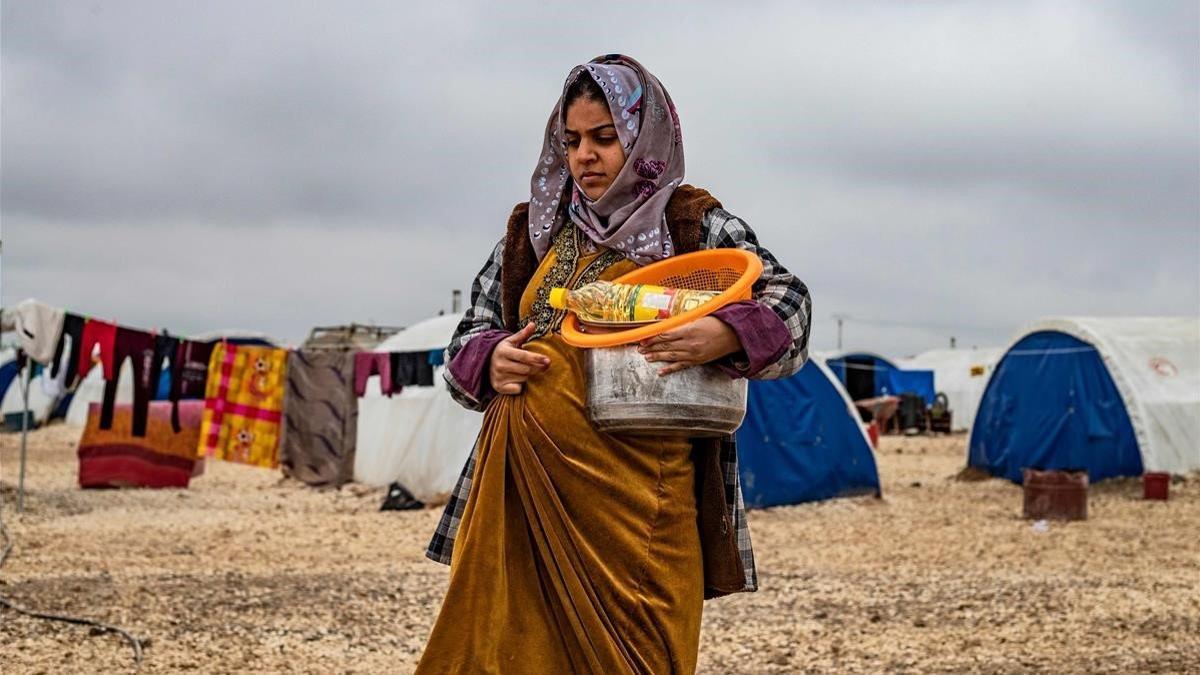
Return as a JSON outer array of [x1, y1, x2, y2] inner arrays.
[[1022, 468, 1088, 521], [585, 346, 747, 437]]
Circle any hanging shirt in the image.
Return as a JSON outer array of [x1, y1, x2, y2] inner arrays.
[[12, 299, 65, 365]]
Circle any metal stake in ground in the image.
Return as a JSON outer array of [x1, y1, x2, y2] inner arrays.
[[17, 349, 30, 513]]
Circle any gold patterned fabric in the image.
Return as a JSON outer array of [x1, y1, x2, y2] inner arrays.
[[417, 225, 704, 674]]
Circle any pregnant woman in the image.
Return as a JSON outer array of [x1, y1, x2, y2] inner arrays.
[[417, 54, 812, 674]]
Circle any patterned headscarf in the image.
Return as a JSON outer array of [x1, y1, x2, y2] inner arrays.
[[528, 54, 684, 265]]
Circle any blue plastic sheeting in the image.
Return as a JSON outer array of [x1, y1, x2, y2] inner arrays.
[[826, 353, 935, 402], [880, 368, 935, 402], [968, 331, 1141, 484], [736, 362, 881, 508], [0, 360, 19, 402]]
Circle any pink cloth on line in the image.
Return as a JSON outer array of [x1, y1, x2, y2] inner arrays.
[[354, 352, 392, 397]]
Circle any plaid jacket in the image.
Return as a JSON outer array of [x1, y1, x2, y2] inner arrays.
[[429, 207, 813, 596]]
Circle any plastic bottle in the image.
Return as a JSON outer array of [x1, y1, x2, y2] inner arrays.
[[548, 281, 718, 324]]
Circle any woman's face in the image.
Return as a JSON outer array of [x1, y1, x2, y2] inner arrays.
[[564, 97, 627, 200]]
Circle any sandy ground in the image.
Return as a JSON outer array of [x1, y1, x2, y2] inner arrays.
[[0, 425, 1197, 674]]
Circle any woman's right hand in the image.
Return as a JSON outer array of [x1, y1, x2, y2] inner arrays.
[[489, 322, 550, 395]]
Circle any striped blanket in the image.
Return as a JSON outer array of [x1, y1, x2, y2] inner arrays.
[[199, 342, 287, 469], [78, 400, 204, 488]]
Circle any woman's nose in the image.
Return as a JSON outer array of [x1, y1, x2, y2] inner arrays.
[[579, 139, 599, 162]]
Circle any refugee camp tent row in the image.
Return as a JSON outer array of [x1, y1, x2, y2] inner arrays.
[[824, 351, 936, 404], [896, 347, 1002, 431], [969, 317, 1200, 483], [2, 299, 881, 511]]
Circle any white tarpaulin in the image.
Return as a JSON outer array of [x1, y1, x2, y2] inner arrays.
[[66, 361, 133, 427], [0, 348, 59, 426], [897, 347, 1002, 431], [354, 313, 481, 504], [1024, 317, 1200, 475]]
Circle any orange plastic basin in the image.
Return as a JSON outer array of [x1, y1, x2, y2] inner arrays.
[[560, 248, 763, 348]]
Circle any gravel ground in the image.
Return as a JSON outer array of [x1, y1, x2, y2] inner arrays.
[[1, 425, 1197, 673]]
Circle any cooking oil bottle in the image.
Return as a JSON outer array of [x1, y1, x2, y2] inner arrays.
[[548, 281, 718, 324]]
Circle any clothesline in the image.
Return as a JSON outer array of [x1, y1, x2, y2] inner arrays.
[[4, 299, 450, 481]]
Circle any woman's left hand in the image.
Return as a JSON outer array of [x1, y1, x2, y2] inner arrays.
[[638, 316, 743, 376]]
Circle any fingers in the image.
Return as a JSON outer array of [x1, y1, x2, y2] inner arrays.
[[657, 361, 693, 376], [494, 381, 523, 395], [507, 322, 537, 345], [504, 347, 550, 368], [638, 336, 686, 357], [643, 350, 687, 363], [638, 331, 682, 349]]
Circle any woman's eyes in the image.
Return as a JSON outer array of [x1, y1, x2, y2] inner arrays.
[[565, 135, 617, 148]]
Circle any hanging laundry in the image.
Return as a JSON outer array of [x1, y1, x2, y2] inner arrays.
[[199, 342, 286, 469], [153, 333, 179, 389], [280, 350, 357, 487], [12, 299, 65, 365], [428, 349, 446, 367], [354, 352, 392, 397], [49, 312, 86, 389], [77, 318, 118, 381], [390, 351, 435, 389], [100, 327, 170, 438], [78, 399, 205, 489], [170, 339, 215, 432]]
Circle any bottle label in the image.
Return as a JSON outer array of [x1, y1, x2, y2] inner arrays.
[[641, 293, 672, 311]]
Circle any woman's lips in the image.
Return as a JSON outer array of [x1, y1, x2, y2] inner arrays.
[[581, 172, 605, 184]]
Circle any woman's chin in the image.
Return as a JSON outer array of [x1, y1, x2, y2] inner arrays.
[[581, 185, 609, 200]]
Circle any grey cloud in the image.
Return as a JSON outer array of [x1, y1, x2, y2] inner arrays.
[[2, 0, 1196, 356]]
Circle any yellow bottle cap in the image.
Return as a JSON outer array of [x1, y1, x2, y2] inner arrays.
[[548, 288, 568, 309]]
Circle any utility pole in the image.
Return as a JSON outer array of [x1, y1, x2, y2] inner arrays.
[[832, 313, 849, 350], [451, 290, 462, 314]]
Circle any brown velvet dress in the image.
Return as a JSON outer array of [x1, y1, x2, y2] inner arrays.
[[416, 225, 704, 674]]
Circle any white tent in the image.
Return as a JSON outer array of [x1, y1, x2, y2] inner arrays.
[[897, 347, 1002, 431], [969, 317, 1200, 480], [0, 348, 60, 427], [354, 313, 481, 504], [65, 361, 133, 427]]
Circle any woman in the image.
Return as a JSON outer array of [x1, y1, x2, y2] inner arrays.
[[418, 55, 811, 674]]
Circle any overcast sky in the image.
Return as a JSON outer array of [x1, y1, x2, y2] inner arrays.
[[3, 1, 1197, 357]]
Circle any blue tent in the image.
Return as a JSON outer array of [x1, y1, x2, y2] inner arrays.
[[969, 317, 1200, 483], [826, 351, 935, 403], [969, 329, 1143, 483], [0, 358, 20, 403], [736, 360, 882, 508]]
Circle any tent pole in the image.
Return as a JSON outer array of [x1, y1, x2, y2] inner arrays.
[[17, 351, 30, 513]]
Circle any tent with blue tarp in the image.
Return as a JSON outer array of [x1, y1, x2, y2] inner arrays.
[[969, 317, 1200, 483], [825, 351, 935, 403], [736, 358, 882, 508], [0, 352, 20, 403]]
